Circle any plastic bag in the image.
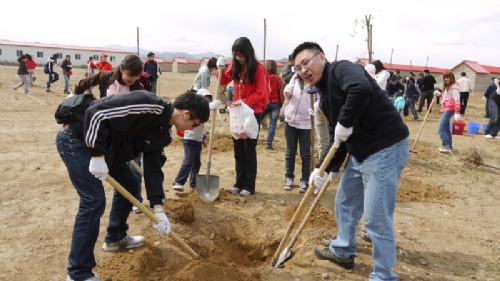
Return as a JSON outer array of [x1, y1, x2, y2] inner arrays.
[[228, 101, 259, 139]]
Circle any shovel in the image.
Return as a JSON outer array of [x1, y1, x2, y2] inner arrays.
[[104, 176, 198, 258], [271, 142, 339, 267], [195, 65, 224, 202], [411, 95, 436, 153]]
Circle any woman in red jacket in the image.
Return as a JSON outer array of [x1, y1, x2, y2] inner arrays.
[[218, 37, 267, 196]]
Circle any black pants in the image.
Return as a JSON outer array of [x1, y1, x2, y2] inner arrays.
[[418, 90, 433, 112], [233, 112, 262, 194], [459, 92, 469, 114]]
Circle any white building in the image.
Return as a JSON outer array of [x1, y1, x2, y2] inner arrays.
[[0, 40, 134, 67]]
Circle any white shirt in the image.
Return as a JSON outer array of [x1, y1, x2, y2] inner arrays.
[[457, 77, 473, 93]]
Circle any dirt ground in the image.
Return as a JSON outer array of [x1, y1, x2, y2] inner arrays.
[[1, 65, 499, 281]]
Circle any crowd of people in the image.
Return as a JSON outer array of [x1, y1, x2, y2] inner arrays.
[[8, 36, 500, 281]]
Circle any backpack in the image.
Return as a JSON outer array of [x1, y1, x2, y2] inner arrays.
[[43, 62, 50, 74], [55, 93, 96, 124]]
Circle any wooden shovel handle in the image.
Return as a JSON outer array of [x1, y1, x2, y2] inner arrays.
[[105, 176, 198, 258], [411, 95, 436, 151]]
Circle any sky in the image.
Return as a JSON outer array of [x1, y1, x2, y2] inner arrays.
[[2, 0, 500, 69]]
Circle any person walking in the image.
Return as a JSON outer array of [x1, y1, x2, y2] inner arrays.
[[456, 72, 473, 115], [57, 90, 210, 281], [405, 76, 420, 120], [291, 41, 409, 280], [263, 60, 284, 150], [282, 73, 312, 193], [435, 71, 461, 153], [25, 53, 36, 86], [61, 55, 73, 94], [418, 69, 437, 112], [46, 54, 59, 92], [144, 52, 160, 94], [217, 37, 267, 197], [12, 55, 31, 95]]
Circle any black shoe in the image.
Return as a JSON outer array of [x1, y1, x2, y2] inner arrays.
[[314, 247, 355, 269], [46, 89, 52, 93]]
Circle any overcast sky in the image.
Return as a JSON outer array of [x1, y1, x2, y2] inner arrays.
[[2, 0, 499, 68]]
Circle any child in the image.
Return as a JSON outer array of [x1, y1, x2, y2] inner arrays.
[[12, 55, 31, 95], [172, 89, 220, 191], [393, 92, 405, 117]]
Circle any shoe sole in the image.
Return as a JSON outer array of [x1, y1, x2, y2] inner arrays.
[[102, 241, 144, 252], [313, 248, 354, 269]]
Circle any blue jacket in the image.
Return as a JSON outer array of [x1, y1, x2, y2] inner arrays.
[[405, 80, 419, 99], [386, 81, 404, 97], [484, 82, 496, 99], [144, 60, 158, 81]]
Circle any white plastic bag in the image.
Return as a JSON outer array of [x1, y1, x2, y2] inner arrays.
[[228, 101, 259, 139]]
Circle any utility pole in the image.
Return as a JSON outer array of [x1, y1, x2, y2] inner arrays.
[[263, 18, 267, 63], [136, 27, 140, 57]]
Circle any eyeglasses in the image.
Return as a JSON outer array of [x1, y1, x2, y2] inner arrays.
[[190, 117, 201, 128], [294, 52, 320, 73]]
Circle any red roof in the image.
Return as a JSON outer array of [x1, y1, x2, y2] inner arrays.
[[483, 65, 500, 74], [0, 40, 133, 54], [450, 60, 490, 74], [356, 58, 447, 74], [141, 58, 172, 63]]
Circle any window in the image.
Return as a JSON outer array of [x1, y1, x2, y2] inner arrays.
[[57, 53, 62, 59], [109, 56, 115, 62], [75, 54, 81, 60], [37, 52, 43, 58], [16, 50, 24, 56], [93, 55, 99, 60]]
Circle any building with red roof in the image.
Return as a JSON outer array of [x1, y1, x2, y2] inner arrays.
[[450, 60, 500, 91]]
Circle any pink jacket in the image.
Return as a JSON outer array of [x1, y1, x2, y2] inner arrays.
[[439, 83, 461, 113]]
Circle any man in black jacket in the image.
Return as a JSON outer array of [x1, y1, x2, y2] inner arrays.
[[292, 42, 409, 280], [418, 69, 437, 112], [144, 52, 161, 94]]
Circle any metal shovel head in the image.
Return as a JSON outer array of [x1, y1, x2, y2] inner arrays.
[[274, 246, 292, 268], [195, 174, 220, 202]]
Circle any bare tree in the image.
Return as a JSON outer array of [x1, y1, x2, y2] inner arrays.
[[351, 15, 374, 63]]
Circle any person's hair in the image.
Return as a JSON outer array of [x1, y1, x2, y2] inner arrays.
[[390, 76, 397, 82], [18, 55, 27, 62], [443, 70, 456, 91], [25, 54, 32, 60], [147, 52, 155, 57], [461, 71, 466, 77], [492, 77, 496, 81], [231, 37, 258, 84], [371, 60, 386, 73], [424, 69, 430, 74], [291, 42, 324, 60], [111, 55, 143, 84], [395, 70, 400, 74], [288, 54, 293, 61], [51, 54, 58, 61], [409, 72, 415, 77], [207, 57, 217, 69], [265, 60, 277, 75], [174, 89, 210, 122]]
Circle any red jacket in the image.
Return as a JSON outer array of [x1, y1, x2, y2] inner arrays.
[[26, 58, 36, 70], [95, 61, 113, 72], [267, 74, 283, 104], [218, 64, 267, 114]]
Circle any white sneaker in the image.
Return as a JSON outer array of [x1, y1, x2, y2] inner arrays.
[[172, 183, 184, 191], [240, 190, 253, 197], [439, 147, 452, 153], [66, 275, 100, 281], [228, 186, 241, 194], [132, 206, 142, 213], [102, 235, 144, 252], [283, 178, 293, 191], [485, 134, 494, 139]]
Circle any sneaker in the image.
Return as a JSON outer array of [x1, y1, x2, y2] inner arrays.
[[439, 147, 452, 153], [25, 91, 31, 95], [172, 182, 184, 191], [265, 146, 274, 150], [240, 189, 253, 197], [360, 229, 372, 243], [12, 86, 17, 92], [314, 247, 355, 269], [283, 179, 293, 191], [229, 186, 241, 194], [132, 206, 142, 213], [102, 235, 144, 252], [298, 182, 308, 193], [45, 89, 52, 93], [485, 134, 494, 139], [66, 275, 100, 281]]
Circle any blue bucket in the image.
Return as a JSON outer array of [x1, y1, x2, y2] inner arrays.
[[483, 124, 488, 134], [467, 122, 480, 134]]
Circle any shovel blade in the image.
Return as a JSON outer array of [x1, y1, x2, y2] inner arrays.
[[274, 246, 292, 268], [195, 174, 220, 202]]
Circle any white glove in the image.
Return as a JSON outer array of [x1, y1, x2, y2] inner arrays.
[[89, 157, 108, 180], [308, 168, 328, 192], [308, 108, 315, 116], [314, 171, 339, 195], [209, 100, 221, 110], [216, 57, 225, 67], [483, 96, 487, 100], [434, 90, 441, 96], [454, 114, 460, 121], [333, 123, 353, 148], [152, 211, 171, 235], [284, 83, 294, 94]]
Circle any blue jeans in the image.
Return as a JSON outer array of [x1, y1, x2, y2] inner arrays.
[[63, 73, 70, 92], [485, 100, 500, 136], [407, 96, 418, 119], [47, 72, 59, 89], [151, 81, 157, 94], [56, 128, 140, 280], [329, 137, 409, 281], [284, 123, 311, 183], [174, 140, 202, 187], [265, 102, 280, 148], [438, 110, 454, 149]]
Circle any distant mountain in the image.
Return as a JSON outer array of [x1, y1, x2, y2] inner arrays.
[[103, 44, 218, 60]]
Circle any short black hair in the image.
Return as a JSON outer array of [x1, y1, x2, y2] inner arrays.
[[174, 90, 210, 123], [291, 42, 324, 60], [461, 72, 466, 76], [424, 69, 430, 74], [207, 57, 217, 69], [147, 52, 155, 57]]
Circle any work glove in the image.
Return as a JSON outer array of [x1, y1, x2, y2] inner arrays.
[[284, 83, 294, 94], [308, 168, 328, 192], [308, 108, 315, 116], [152, 211, 171, 235], [483, 96, 487, 100], [454, 114, 460, 121], [434, 90, 441, 96], [209, 100, 221, 110], [216, 57, 226, 67], [314, 172, 339, 195], [89, 156, 108, 180], [333, 123, 352, 148]]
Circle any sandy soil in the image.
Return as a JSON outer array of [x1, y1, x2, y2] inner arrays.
[[0, 65, 499, 281]]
